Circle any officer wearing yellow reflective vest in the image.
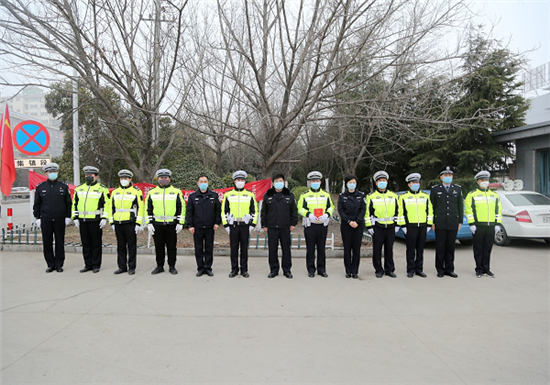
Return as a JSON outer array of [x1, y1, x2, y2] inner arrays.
[[110, 169, 144, 275], [222, 170, 258, 278], [464, 171, 502, 278], [297, 171, 334, 278], [146, 169, 185, 275], [397, 173, 433, 278], [72, 166, 111, 273], [365, 171, 399, 278]]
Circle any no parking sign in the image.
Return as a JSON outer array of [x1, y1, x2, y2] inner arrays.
[[12, 120, 50, 156]]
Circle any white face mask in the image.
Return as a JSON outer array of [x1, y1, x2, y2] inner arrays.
[[235, 181, 245, 189], [120, 179, 130, 187], [479, 181, 489, 189]]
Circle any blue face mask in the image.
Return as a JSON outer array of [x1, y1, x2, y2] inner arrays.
[[48, 172, 58, 181], [410, 183, 420, 192], [311, 182, 321, 190], [442, 176, 452, 184], [377, 181, 387, 190], [347, 182, 356, 191], [274, 181, 284, 190], [199, 183, 208, 191]]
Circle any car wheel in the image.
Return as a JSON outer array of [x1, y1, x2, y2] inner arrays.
[[494, 225, 511, 246], [459, 239, 473, 246]]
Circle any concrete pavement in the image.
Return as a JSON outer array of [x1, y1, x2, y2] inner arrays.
[[1, 239, 548, 384]]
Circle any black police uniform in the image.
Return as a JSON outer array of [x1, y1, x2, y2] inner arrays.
[[33, 180, 72, 270], [337, 189, 366, 276], [185, 189, 222, 274], [260, 187, 298, 275], [430, 183, 463, 275]]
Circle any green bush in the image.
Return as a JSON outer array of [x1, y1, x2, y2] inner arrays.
[[165, 158, 224, 190], [292, 186, 309, 199]]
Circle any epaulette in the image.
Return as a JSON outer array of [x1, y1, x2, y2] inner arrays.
[[36, 181, 47, 187], [455, 184, 461, 187]]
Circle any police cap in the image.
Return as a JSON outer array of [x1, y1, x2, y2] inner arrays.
[[155, 169, 172, 178], [118, 169, 133, 178], [373, 170, 389, 181], [42, 162, 59, 172], [405, 173, 421, 182], [232, 170, 248, 180], [83, 166, 99, 174], [307, 171, 323, 180], [475, 170, 491, 180], [439, 166, 455, 175]]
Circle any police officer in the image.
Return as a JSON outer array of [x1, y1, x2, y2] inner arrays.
[[297, 171, 334, 278], [337, 174, 366, 279], [222, 170, 258, 278], [365, 171, 399, 278], [72, 166, 111, 273], [186, 174, 222, 277], [261, 173, 298, 279], [430, 166, 463, 278], [146, 169, 185, 275], [464, 171, 502, 278], [397, 173, 433, 278], [110, 169, 144, 275], [33, 162, 72, 273]]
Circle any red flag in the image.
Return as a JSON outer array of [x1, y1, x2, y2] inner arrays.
[[1, 104, 17, 196]]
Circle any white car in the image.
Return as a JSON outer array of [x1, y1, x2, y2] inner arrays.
[[495, 190, 550, 246]]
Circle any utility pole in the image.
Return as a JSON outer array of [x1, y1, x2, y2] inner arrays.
[[152, 0, 161, 144], [73, 70, 80, 185]]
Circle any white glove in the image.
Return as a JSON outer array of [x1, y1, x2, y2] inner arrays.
[[227, 214, 235, 225], [495, 225, 501, 233], [111, 224, 115, 231], [395, 227, 400, 234], [367, 228, 374, 235], [402, 227, 407, 235], [135, 225, 140, 234], [99, 219, 108, 229], [243, 214, 252, 224], [35, 219, 41, 227], [308, 213, 318, 222], [147, 223, 155, 235], [225, 226, 231, 234], [73, 219, 80, 228], [470, 225, 477, 234], [249, 226, 254, 233], [303, 217, 311, 228], [323, 217, 330, 227], [64, 218, 71, 226], [176, 224, 183, 234], [319, 214, 329, 221]]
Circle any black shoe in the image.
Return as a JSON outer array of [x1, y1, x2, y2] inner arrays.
[[267, 272, 278, 278], [407, 272, 414, 278], [445, 272, 458, 278], [386, 272, 397, 278], [283, 272, 293, 279], [352, 274, 358, 279], [56, 267, 63, 273], [196, 271, 204, 277], [169, 266, 178, 275], [205, 271, 214, 277], [318, 272, 328, 278], [345, 273, 351, 278], [437, 272, 444, 277], [128, 269, 135, 275], [46, 267, 55, 273], [114, 269, 127, 275], [416, 271, 427, 278], [151, 266, 165, 275], [484, 271, 495, 278], [476, 272, 482, 278], [93, 268, 100, 273], [80, 267, 92, 273], [241, 271, 250, 278], [308, 273, 315, 278], [375, 272, 384, 278], [228, 271, 238, 278]]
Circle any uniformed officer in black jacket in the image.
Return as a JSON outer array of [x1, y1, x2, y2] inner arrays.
[[337, 174, 366, 279], [430, 166, 463, 278], [261, 173, 298, 279], [33, 163, 72, 273], [185, 174, 222, 277]]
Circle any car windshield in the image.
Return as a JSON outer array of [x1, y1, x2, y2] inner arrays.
[[506, 193, 550, 206]]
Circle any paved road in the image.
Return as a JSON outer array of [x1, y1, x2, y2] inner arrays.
[[1, 238, 548, 384], [0, 200, 33, 228]]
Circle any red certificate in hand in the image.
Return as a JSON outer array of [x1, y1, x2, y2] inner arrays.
[[314, 208, 324, 217]]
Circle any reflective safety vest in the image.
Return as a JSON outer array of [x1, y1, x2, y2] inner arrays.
[[221, 189, 258, 226], [297, 189, 335, 223], [146, 185, 185, 225], [72, 182, 110, 221], [464, 189, 502, 226], [110, 185, 144, 225], [397, 191, 433, 227], [365, 190, 399, 227]]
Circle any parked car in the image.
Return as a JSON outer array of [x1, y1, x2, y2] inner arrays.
[[10, 187, 30, 199], [394, 190, 473, 245], [494, 190, 550, 246]]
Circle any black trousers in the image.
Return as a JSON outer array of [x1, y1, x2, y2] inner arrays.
[[435, 229, 457, 274], [268, 227, 292, 274], [80, 220, 103, 269], [405, 227, 427, 273], [41, 219, 66, 269], [194, 227, 215, 273], [153, 224, 177, 267], [230, 225, 249, 273], [341, 223, 364, 275], [473, 226, 495, 274], [304, 224, 328, 274], [372, 226, 395, 274], [115, 223, 137, 270]]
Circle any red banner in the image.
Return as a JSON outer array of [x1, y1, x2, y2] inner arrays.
[[29, 170, 272, 202]]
